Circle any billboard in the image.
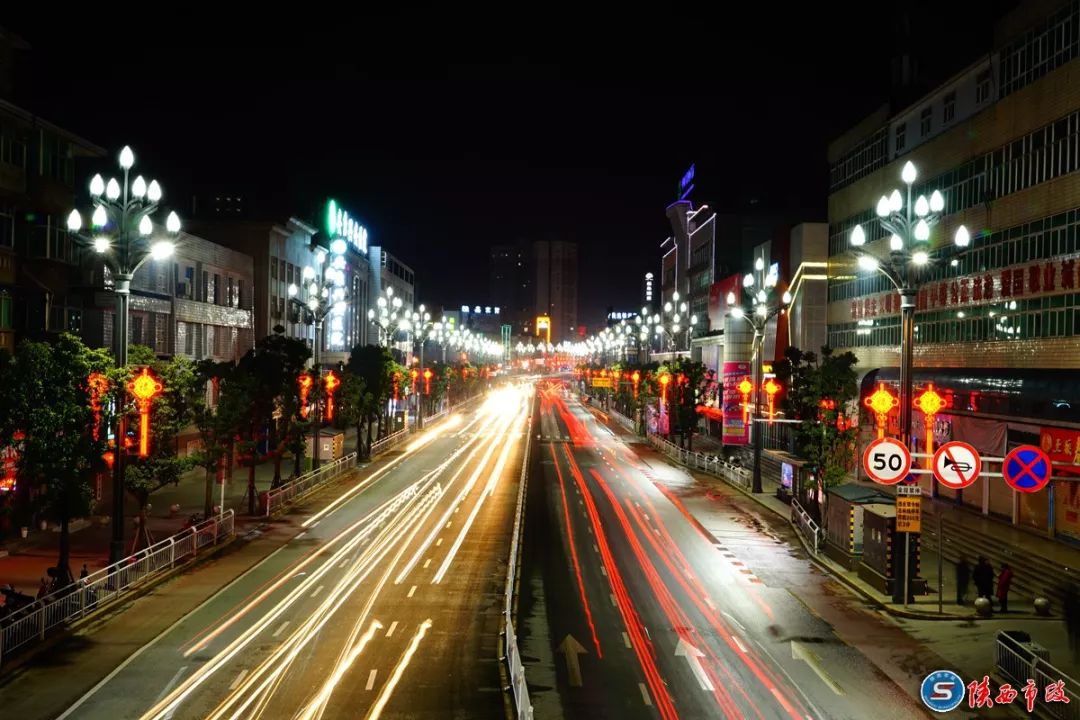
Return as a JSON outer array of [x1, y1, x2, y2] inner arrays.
[[722, 361, 751, 445]]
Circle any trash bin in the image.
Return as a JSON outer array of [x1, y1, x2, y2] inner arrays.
[[997, 630, 1051, 684]]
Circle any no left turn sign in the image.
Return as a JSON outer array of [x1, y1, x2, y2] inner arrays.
[[932, 441, 982, 489], [863, 438, 911, 485]]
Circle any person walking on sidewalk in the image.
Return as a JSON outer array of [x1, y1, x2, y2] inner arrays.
[[955, 555, 971, 605], [973, 556, 995, 601], [996, 563, 1014, 613]]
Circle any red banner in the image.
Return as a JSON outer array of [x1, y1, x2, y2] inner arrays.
[[722, 361, 750, 445], [1040, 427, 1080, 470]]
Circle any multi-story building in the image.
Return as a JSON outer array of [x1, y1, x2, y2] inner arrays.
[[533, 239, 577, 343], [0, 58, 105, 353], [80, 231, 255, 362], [370, 245, 415, 309], [825, 0, 1080, 540], [195, 200, 372, 369], [489, 242, 532, 335]]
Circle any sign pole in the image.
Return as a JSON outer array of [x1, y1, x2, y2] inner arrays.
[[904, 532, 911, 609], [937, 513, 943, 614]]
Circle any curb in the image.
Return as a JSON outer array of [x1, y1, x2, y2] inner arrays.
[[0, 536, 236, 679]]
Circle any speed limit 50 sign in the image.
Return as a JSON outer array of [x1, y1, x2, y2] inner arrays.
[[862, 438, 912, 485]]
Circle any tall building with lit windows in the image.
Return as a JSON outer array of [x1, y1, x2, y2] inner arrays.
[[826, 0, 1080, 540], [533, 239, 577, 343]]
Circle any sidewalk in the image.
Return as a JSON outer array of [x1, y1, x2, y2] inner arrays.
[[0, 427, 360, 602]]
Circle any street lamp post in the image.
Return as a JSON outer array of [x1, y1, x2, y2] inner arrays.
[[727, 257, 791, 494], [849, 160, 969, 604], [849, 160, 969, 451], [651, 291, 698, 354], [401, 306, 433, 428], [287, 235, 350, 471], [368, 286, 403, 347], [67, 146, 181, 565]]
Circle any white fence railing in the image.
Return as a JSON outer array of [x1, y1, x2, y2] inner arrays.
[[0, 510, 235, 667], [503, 403, 533, 719], [369, 429, 409, 459], [609, 406, 635, 432], [996, 630, 1078, 720], [647, 433, 752, 489], [791, 498, 822, 555], [263, 453, 357, 517]]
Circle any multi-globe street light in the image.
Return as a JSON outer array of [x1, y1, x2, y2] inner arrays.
[[66, 145, 181, 564], [401, 306, 434, 428], [848, 160, 970, 453], [652, 291, 698, 353], [727, 256, 791, 494], [367, 286, 404, 347], [287, 236, 350, 470]]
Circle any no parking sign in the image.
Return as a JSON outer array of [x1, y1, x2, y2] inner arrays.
[[1003, 445, 1052, 493]]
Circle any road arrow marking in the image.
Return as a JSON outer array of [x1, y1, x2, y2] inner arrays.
[[791, 641, 844, 695], [558, 634, 588, 687], [675, 638, 714, 691]]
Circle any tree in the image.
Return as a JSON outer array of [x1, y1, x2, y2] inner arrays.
[[346, 345, 399, 456], [122, 347, 200, 551], [774, 346, 859, 523], [0, 334, 110, 587], [658, 358, 710, 451], [250, 332, 311, 485]]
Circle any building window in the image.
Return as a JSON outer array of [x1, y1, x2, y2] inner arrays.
[[895, 123, 906, 153], [270, 255, 278, 279], [943, 91, 956, 123], [286, 263, 294, 286], [920, 106, 932, 136], [976, 69, 992, 104]]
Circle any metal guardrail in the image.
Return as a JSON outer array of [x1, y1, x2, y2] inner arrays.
[[996, 630, 1078, 720], [0, 510, 234, 667], [369, 429, 409, 459], [791, 498, 822, 555], [503, 401, 533, 719], [609, 407, 635, 432], [647, 433, 752, 489], [263, 453, 357, 517]]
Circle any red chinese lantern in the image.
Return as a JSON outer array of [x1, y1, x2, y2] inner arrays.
[[738, 377, 753, 424], [410, 368, 419, 393], [393, 371, 402, 401], [631, 370, 641, 399], [423, 368, 433, 395], [127, 367, 163, 458], [864, 382, 899, 440], [763, 378, 782, 425], [323, 370, 340, 421], [914, 383, 947, 462], [659, 373, 671, 403]]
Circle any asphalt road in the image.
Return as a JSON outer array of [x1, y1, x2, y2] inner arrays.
[[5, 386, 530, 720], [520, 382, 932, 720]]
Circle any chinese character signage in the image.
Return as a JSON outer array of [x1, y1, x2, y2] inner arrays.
[[896, 495, 922, 533], [722, 361, 751, 445]]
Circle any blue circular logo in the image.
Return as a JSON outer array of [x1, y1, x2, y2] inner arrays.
[[921, 670, 965, 712]]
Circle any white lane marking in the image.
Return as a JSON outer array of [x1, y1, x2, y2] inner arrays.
[[600, 565, 607, 577], [639, 683, 652, 706], [423, 558, 432, 569], [721, 610, 746, 632], [705, 597, 717, 611], [56, 537, 296, 720], [339, 560, 349, 569], [408, 585, 417, 598], [587, 526, 593, 535], [609, 593, 617, 607], [153, 665, 188, 717], [622, 632, 631, 648], [310, 585, 324, 598], [731, 634, 748, 653], [365, 669, 378, 691], [228, 669, 248, 690], [454, 506, 459, 514], [593, 543, 599, 553], [272, 621, 290, 638], [436, 537, 443, 546], [446, 521, 452, 528], [386, 621, 399, 638], [294, 531, 307, 540]]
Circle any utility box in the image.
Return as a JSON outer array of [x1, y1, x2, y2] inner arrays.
[[306, 432, 344, 461], [824, 484, 895, 570], [858, 503, 926, 596]]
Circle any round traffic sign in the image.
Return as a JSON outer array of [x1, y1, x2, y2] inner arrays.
[[862, 438, 912, 485], [1003, 445, 1052, 493], [932, 441, 982, 489]]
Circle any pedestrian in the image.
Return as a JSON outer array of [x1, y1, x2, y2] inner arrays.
[[973, 556, 995, 601], [997, 563, 1014, 613], [36, 576, 49, 600], [955, 554, 971, 605], [79, 564, 89, 581], [1065, 583, 1080, 662]]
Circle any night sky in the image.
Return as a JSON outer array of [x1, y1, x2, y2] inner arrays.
[[9, 4, 1008, 331]]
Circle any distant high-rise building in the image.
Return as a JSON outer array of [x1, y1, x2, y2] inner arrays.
[[533, 240, 577, 343], [489, 242, 531, 334]]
